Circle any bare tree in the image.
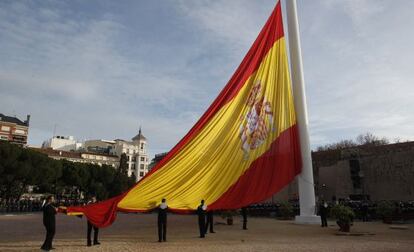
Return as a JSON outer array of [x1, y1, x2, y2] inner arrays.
[[356, 132, 389, 146], [316, 132, 390, 151]]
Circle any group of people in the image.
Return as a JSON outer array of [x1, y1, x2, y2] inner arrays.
[[40, 197, 249, 251], [158, 199, 248, 241], [40, 195, 100, 251]]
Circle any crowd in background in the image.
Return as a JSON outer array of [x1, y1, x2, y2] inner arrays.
[[0, 198, 88, 213], [247, 200, 414, 221], [1, 197, 414, 222]]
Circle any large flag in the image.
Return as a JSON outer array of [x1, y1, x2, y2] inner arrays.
[[67, 1, 302, 227]]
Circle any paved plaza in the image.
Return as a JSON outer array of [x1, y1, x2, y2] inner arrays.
[[0, 213, 413, 251]]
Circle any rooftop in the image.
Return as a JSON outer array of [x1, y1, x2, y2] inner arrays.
[[0, 113, 30, 126], [132, 127, 147, 142]]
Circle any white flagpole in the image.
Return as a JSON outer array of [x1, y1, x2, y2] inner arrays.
[[285, 0, 320, 224]]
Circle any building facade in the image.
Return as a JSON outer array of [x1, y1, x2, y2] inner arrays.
[[84, 139, 115, 154], [148, 152, 168, 171], [112, 129, 149, 181], [32, 147, 119, 167], [42, 135, 83, 151], [83, 129, 150, 182], [271, 141, 414, 202], [0, 113, 30, 145]]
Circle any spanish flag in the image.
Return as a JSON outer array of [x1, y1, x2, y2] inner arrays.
[[67, 1, 302, 227]]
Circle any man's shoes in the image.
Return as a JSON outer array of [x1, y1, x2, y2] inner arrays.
[[163, 239, 166, 242], [87, 243, 92, 247], [210, 231, 215, 233], [93, 241, 100, 245]]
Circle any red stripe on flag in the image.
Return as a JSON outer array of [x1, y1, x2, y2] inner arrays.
[[208, 124, 302, 210]]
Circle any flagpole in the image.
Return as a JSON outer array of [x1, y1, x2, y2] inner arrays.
[[285, 0, 319, 224]]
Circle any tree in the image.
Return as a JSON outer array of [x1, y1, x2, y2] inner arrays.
[[0, 141, 134, 202], [119, 153, 128, 175], [356, 132, 389, 146], [316, 132, 390, 151]]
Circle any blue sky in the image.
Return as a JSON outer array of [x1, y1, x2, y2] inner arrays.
[[1, 0, 413, 158]]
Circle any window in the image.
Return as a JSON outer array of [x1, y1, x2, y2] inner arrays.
[[0, 135, 8, 140], [139, 172, 144, 177], [140, 164, 145, 169], [14, 129, 25, 135], [140, 157, 145, 162], [1, 126, 10, 132], [140, 143, 144, 150]]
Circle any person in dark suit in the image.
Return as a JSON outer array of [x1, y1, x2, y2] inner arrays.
[[41, 195, 57, 251], [319, 200, 328, 227], [241, 207, 248, 230], [197, 200, 207, 238], [87, 196, 100, 246], [158, 198, 168, 242], [205, 211, 215, 234]]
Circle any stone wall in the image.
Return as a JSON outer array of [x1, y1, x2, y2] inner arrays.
[[271, 141, 414, 202]]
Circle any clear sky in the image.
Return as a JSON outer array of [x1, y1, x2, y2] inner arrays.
[[1, 0, 413, 158]]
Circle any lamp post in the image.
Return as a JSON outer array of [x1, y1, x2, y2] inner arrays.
[[321, 183, 327, 200], [359, 170, 365, 200]]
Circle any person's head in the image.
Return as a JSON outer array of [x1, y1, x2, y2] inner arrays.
[[161, 198, 166, 203], [91, 196, 97, 203], [201, 199, 205, 205], [46, 195, 54, 203]]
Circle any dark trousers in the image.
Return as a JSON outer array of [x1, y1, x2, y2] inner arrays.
[[205, 214, 214, 233], [87, 221, 99, 245], [198, 218, 205, 238], [158, 220, 167, 241], [320, 214, 328, 227], [41, 224, 55, 250]]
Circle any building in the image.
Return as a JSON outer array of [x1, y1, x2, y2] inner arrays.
[[272, 141, 414, 202], [84, 139, 115, 154], [148, 152, 168, 171], [41, 135, 83, 151], [83, 128, 150, 182], [0, 113, 30, 145], [112, 128, 149, 181], [32, 147, 119, 168], [313, 142, 414, 202]]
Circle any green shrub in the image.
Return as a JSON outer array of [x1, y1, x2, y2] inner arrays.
[[376, 201, 395, 218], [278, 201, 293, 219], [330, 204, 355, 224]]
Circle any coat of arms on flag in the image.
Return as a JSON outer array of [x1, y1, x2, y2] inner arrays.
[[239, 80, 275, 159]]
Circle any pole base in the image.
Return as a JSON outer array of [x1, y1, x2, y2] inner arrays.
[[294, 215, 320, 224]]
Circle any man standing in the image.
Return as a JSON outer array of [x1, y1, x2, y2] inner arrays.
[[205, 211, 215, 234], [87, 196, 100, 246], [197, 200, 207, 238], [241, 207, 248, 230], [41, 195, 57, 251], [319, 200, 328, 227], [158, 198, 168, 242]]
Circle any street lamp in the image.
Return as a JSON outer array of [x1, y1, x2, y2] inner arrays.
[[359, 170, 365, 200]]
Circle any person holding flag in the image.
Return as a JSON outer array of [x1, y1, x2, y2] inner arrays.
[[41, 195, 57, 251], [157, 198, 168, 242], [86, 196, 100, 247], [197, 200, 207, 238]]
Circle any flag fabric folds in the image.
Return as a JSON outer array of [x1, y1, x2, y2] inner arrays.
[[67, 1, 302, 228]]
